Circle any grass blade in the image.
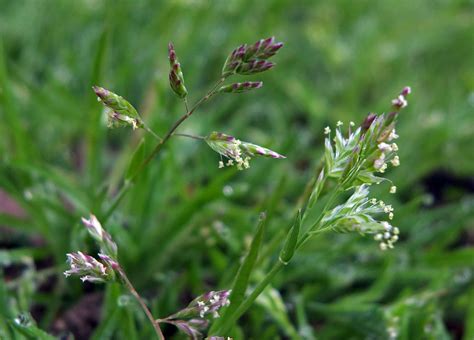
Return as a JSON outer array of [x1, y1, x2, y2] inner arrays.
[[9, 317, 56, 340], [0, 38, 29, 160], [210, 212, 267, 335], [86, 27, 108, 192], [126, 138, 146, 181]]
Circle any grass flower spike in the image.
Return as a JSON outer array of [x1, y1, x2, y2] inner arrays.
[[159, 290, 231, 338], [205, 131, 285, 170], [64, 251, 114, 283], [322, 86, 411, 189], [222, 44, 247, 77], [244, 37, 284, 60], [93, 86, 143, 129], [218, 81, 263, 93], [222, 37, 283, 76], [318, 185, 399, 250], [66, 215, 165, 338], [81, 214, 118, 258], [168, 42, 188, 98], [167, 290, 231, 320], [62, 34, 419, 339], [236, 59, 275, 75], [65, 215, 119, 282]]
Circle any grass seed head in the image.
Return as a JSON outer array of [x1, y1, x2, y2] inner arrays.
[[93, 86, 143, 129], [64, 251, 115, 283], [222, 37, 283, 76], [218, 81, 263, 93], [205, 131, 285, 170], [168, 42, 188, 98], [81, 214, 118, 258]]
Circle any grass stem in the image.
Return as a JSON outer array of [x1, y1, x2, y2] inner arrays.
[[117, 267, 164, 340]]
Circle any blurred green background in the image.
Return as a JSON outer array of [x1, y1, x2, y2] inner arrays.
[[0, 0, 473, 339]]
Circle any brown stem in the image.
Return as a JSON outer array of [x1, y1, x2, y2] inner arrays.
[[117, 267, 165, 340]]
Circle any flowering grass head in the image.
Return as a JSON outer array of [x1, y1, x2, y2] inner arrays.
[[172, 290, 231, 320], [160, 290, 231, 338], [63, 35, 415, 339], [65, 215, 119, 282], [205, 131, 285, 170], [168, 42, 188, 98], [93, 86, 143, 129], [222, 37, 283, 76], [64, 251, 115, 283], [322, 86, 411, 190], [81, 214, 118, 258], [307, 86, 411, 251], [318, 185, 399, 250], [218, 81, 263, 93]]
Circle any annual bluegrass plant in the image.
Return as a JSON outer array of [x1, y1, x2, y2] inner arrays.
[[64, 36, 411, 339]]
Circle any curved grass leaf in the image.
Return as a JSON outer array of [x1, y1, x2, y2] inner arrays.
[[9, 317, 55, 340], [126, 138, 146, 181], [210, 213, 267, 335]]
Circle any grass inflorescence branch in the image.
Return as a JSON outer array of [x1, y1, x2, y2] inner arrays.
[[69, 37, 287, 339], [69, 35, 412, 339]]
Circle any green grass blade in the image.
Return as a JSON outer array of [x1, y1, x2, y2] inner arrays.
[[465, 287, 474, 340], [86, 27, 108, 192], [210, 212, 267, 335], [125, 138, 146, 181], [9, 318, 56, 340], [279, 210, 301, 264], [0, 38, 29, 161]]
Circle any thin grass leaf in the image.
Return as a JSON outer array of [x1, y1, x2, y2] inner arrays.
[[86, 27, 108, 191], [210, 213, 267, 335], [91, 309, 120, 340], [465, 287, 474, 340], [0, 39, 29, 161], [9, 317, 56, 340], [122, 307, 139, 340], [279, 210, 301, 264], [91, 283, 122, 340], [126, 138, 146, 181], [256, 286, 299, 338], [139, 169, 237, 278]]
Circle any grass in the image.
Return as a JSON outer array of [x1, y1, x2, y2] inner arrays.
[[0, 0, 473, 339]]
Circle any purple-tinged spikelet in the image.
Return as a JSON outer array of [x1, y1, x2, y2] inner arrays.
[[391, 86, 411, 109], [93, 86, 143, 129], [168, 42, 188, 98], [244, 37, 284, 61], [64, 251, 115, 283], [205, 131, 285, 170], [218, 81, 263, 93], [221, 37, 283, 77], [81, 214, 118, 258], [237, 59, 275, 75]]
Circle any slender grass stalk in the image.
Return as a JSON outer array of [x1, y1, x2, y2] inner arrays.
[[217, 184, 343, 334], [129, 77, 226, 180], [68, 38, 287, 339], [117, 267, 164, 340], [184, 97, 189, 113], [101, 77, 226, 223], [142, 124, 162, 141], [173, 133, 205, 140], [297, 184, 342, 249]]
